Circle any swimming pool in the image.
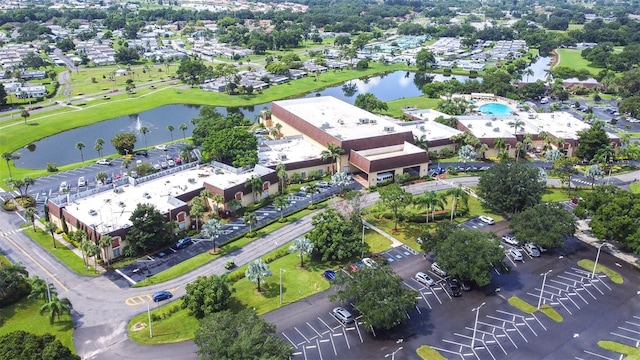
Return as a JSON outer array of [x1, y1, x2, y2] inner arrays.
[[479, 103, 514, 116]]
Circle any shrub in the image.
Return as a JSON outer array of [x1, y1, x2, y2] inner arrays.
[[1, 199, 16, 211], [46, 162, 58, 172]]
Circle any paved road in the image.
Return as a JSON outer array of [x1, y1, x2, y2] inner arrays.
[[0, 172, 638, 359]]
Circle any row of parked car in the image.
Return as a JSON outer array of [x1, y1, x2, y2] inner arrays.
[[501, 233, 546, 261]]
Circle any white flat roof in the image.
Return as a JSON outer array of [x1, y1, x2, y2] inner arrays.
[[64, 164, 272, 234], [356, 141, 425, 160], [257, 135, 324, 166], [457, 115, 520, 139], [273, 96, 413, 141], [397, 109, 463, 141]]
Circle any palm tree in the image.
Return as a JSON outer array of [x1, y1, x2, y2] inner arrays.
[[167, 125, 175, 141], [179, 123, 188, 139], [202, 218, 223, 253], [274, 123, 283, 139], [24, 207, 39, 232], [320, 143, 345, 174], [80, 238, 92, 267], [515, 141, 524, 161], [305, 183, 318, 204], [276, 163, 287, 194], [228, 198, 242, 214], [212, 194, 224, 213], [21, 109, 30, 124], [274, 196, 290, 220], [245, 258, 272, 292], [190, 197, 206, 229], [94, 138, 105, 159], [29, 276, 57, 302], [245, 176, 264, 203], [524, 68, 534, 82], [200, 189, 213, 210], [419, 190, 447, 224], [88, 242, 100, 273], [244, 212, 257, 232], [139, 126, 149, 147], [446, 185, 468, 221], [40, 295, 72, 324], [99, 235, 113, 267], [1, 151, 20, 179], [75, 142, 85, 162], [289, 236, 314, 267], [45, 221, 58, 248], [507, 118, 524, 138]]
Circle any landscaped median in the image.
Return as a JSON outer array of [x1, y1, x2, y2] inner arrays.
[[508, 296, 563, 323], [132, 202, 329, 288], [23, 227, 98, 277], [577, 259, 623, 284], [127, 246, 335, 345]]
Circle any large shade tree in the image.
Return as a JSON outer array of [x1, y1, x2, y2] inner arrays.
[[182, 275, 233, 319], [509, 203, 576, 249], [0, 331, 79, 360], [194, 309, 292, 360], [126, 204, 176, 255], [330, 266, 417, 331], [477, 161, 546, 214], [378, 183, 412, 230], [307, 209, 364, 261]]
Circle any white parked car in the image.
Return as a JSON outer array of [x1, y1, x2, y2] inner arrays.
[[507, 248, 523, 261], [478, 215, 495, 225], [155, 144, 167, 151], [415, 272, 435, 286], [59, 181, 69, 193], [362, 257, 376, 268], [96, 159, 112, 165], [77, 176, 86, 187], [502, 234, 519, 246]]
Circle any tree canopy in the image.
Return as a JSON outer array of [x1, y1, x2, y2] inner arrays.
[[307, 208, 365, 261], [194, 309, 292, 360], [575, 121, 611, 162], [110, 132, 137, 155], [421, 223, 503, 286], [477, 161, 545, 214], [182, 275, 233, 319], [415, 48, 436, 71], [330, 266, 417, 331], [202, 127, 258, 167], [509, 203, 576, 249], [0, 263, 30, 307], [125, 204, 176, 255], [575, 186, 640, 254], [0, 331, 79, 360], [354, 93, 388, 113]]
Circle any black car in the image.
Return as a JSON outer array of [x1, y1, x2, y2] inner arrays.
[[446, 279, 462, 297], [174, 236, 192, 249]]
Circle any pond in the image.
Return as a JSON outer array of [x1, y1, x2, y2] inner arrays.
[[522, 56, 552, 83], [16, 71, 476, 168]]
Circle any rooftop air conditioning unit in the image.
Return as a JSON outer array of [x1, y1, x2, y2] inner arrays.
[[419, 126, 426, 131], [335, 134, 342, 139], [359, 118, 369, 124], [338, 119, 345, 125], [277, 153, 287, 160], [383, 126, 394, 132], [370, 119, 377, 124]]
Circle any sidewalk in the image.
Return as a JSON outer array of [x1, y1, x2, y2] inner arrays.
[[575, 219, 639, 267], [32, 219, 107, 274]]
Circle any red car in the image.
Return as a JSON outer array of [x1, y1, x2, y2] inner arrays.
[[174, 157, 182, 164]]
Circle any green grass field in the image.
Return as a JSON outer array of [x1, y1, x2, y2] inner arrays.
[[0, 297, 75, 352], [630, 182, 640, 194], [384, 97, 441, 118], [555, 48, 602, 75], [24, 228, 98, 277]]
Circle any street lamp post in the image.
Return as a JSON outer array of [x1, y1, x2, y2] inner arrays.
[[471, 302, 486, 349], [146, 299, 153, 338], [279, 268, 286, 305], [361, 222, 366, 259], [384, 346, 403, 360], [592, 243, 606, 279], [537, 270, 552, 309]]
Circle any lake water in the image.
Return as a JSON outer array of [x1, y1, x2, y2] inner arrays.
[[16, 71, 474, 168], [522, 56, 552, 83]]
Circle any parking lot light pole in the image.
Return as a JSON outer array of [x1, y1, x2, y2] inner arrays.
[[279, 268, 286, 305], [471, 302, 486, 349], [384, 346, 403, 360], [592, 243, 606, 279], [146, 299, 153, 338], [537, 270, 552, 310]]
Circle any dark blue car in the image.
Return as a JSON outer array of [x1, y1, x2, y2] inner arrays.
[[323, 270, 336, 281], [152, 291, 173, 302], [174, 236, 192, 249]]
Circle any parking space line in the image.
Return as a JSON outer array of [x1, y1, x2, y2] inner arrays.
[[587, 278, 607, 295], [307, 322, 322, 338], [583, 350, 617, 360], [282, 332, 299, 349], [478, 321, 518, 349], [294, 327, 310, 343], [317, 317, 333, 334], [564, 292, 581, 310], [315, 338, 323, 360], [619, 327, 640, 336], [593, 276, 612, 291], [464, 326, 508, 355], [342, 326, 350, 350], [571, 288, 589, 304], [550, 279, 572, 290], [354, 321, 364, 343], [420, 292, 433, 309], [579, 282, 598, 299], [328, 331, 337, 356], [431, 345, 467, 358], [626, 321, 640, 327]]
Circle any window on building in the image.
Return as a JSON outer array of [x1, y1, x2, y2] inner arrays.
[[235, 192, 242, 200]]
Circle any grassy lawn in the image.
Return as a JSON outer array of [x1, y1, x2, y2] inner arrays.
[[630, 182, 640, 194], [598, 340, 640, 359], [383, 97, 441, 118], [0, 297, 75, 352], [366, 231, 393, 253], [417, 345, 447, 360], [555, 49, 602, 76], [24, 228, 98, 277], [129, 248, 334, 345], [507, 296, 563, 322], [577, 259, 624, 284], [133, 203, 327, 287]]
